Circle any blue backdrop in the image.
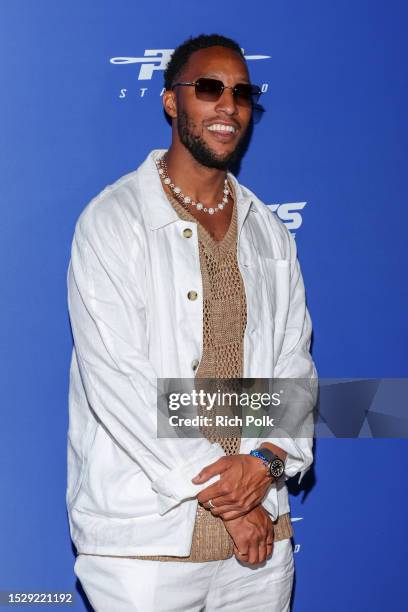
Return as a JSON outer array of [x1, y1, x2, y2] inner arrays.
[[1, 1, 407, 610]]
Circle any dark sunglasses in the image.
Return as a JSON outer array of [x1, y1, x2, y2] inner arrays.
[[171, 77, 262, 107]]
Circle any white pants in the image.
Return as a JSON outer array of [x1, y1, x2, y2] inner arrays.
[[74, 539, 294, 612]]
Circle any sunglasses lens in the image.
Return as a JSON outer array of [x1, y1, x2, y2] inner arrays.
[[194, 78, 262, 107], [195, 78, 224, 101], [234, 84, 262, 106]]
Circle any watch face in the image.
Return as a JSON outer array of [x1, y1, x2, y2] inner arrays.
[[269, 458, 285, 478]]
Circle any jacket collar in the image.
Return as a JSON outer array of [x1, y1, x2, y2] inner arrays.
[[136, 149, 255, 231]]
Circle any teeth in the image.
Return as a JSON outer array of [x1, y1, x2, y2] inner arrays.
[[208, 124, 236, 133]]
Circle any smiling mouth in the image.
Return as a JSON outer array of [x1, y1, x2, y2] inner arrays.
[[206, 123, 238, 142], [207, 123, 237, 134]]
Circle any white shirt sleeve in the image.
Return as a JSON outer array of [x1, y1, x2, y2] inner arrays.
[[67, 206, 224, 516], [261, 227, 318, 518]]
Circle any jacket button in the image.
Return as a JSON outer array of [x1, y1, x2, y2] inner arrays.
[[187, 290, 198, 301], [183, 228, 193, 238], [191, 359, 199, 371]]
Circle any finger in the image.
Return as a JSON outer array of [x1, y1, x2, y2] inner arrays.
[[197, 481, 221, 505], [258, 540, 267, 564], [192, 458, 228, 484], [233, 545, 249, 561], [198, 484, 261, 509], [213, 504, 259, 519], [205, 494, 245, 509], [247, 542, 260, 566], [266, 525, 274, 558], [206, 491, 263, 514], [203, 492, 260, 516], [207, 503, 241, 516], [216, 509, 248, 521], [210, 497, 259, 517]]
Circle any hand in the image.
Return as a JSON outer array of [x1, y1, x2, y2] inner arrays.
[[192, 454, 272, 520], [223, 505, 274, 565]]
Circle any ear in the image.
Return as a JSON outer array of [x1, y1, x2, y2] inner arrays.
[[163, 90, 177, 119]]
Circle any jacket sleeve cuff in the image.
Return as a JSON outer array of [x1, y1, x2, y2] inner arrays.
[[151, 443, 225, 515], [261, 483, 279, 520]]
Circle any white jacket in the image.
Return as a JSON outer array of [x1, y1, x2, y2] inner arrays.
[[66, 149, 318, 556]]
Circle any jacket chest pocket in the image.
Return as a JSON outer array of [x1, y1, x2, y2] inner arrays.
[[258, 257, 291, 331]]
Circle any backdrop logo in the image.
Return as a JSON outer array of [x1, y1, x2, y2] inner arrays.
[[110, 49, 271, 81], [269, 202, 307, 234], [291, 516, 303, 553]]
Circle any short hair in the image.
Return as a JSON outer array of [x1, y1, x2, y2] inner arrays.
[[164, 33, 245, 90]]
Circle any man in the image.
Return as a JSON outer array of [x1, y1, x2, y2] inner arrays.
[[67, 33, 317, 611]]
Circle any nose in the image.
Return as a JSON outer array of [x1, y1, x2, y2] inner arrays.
[[214, 86, 238, 116]]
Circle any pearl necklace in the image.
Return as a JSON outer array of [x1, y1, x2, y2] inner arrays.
[[156, 156, 230, 215]]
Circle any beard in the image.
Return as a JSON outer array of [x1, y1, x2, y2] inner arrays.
[[177, 109, 244, 170]]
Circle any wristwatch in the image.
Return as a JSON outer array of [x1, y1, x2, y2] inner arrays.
[[249, 447, 286, 480]]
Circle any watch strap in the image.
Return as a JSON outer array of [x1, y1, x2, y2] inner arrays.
[[255, 447, 276, 464]]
